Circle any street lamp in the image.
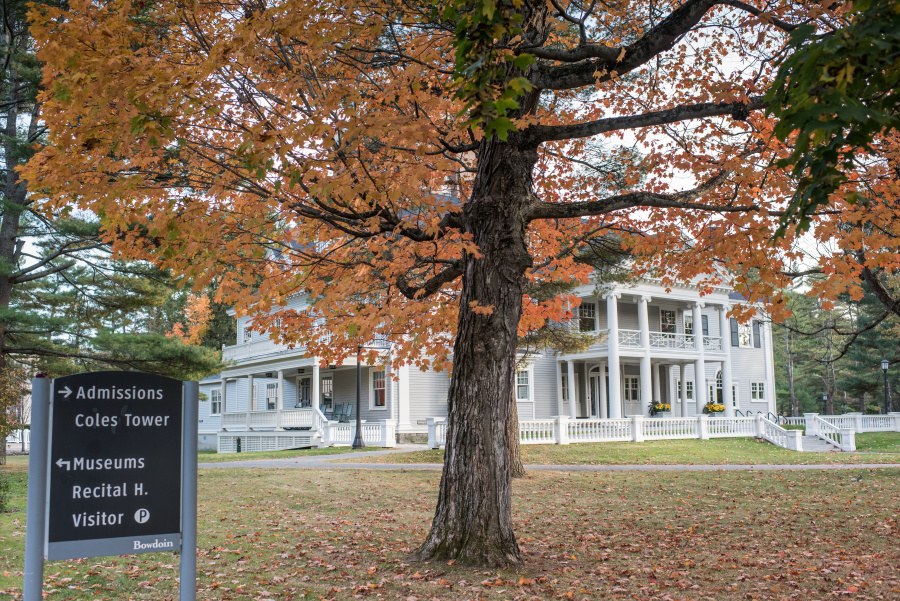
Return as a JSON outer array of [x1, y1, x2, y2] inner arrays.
[[822, 393, 827, 414], [352, 344, 366, 449], [882, 359, 890, 414]]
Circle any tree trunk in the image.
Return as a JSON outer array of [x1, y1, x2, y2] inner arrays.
[[509, 392, 525, 478], [414, 136, 536, 567], [786, 328, 798, 417]]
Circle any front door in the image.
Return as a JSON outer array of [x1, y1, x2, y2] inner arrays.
[[623, 376, 641, 416], [297, 377, 311, 408], [589, 372, 604, 417]]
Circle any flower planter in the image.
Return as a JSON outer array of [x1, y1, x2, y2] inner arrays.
[[654, 411, 672, 418], [708, 412, 724, 417]]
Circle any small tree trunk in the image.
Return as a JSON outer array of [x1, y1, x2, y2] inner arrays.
[[509, 392, 525, 478]]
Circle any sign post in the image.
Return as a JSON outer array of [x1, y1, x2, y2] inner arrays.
[[23, 372, 198, 601]]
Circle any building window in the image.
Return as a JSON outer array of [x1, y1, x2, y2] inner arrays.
[[561, 374, 569, 402], [517, 371, 530, 402], [682, 312, 693, 336], [578, 302, 596, 332], [751, 382, 766, 401], [624, 377, 640, 402], [266, 383, 277, 410], [372, 370, 386, 408], [321, 376, 333, 410], [661, 310, 676, 334], [243, 324, 253, 343], [686, 381, 694, 400], [739, 323, 753, 348], [210, 389, 222, 416]]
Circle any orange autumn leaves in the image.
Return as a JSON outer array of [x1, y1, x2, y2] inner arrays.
[[22, 0, 900, 368]]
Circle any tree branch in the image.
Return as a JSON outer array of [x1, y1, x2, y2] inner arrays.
[[524, 97, 765, 145]]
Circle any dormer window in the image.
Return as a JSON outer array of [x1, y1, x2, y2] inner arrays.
[[243, 324, 252, 343]]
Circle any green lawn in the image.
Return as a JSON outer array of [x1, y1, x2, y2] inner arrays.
[[3, 464, 900, 600], [855, 431, 900, 453], [338, 433, 900, 465]]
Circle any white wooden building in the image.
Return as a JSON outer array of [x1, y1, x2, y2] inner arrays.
[[198, 277, 777, 452]]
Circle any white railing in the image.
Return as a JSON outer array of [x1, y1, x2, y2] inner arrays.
[[812, 415, 855, 452], [757, 415, 802, 450], [649, 332, 691, 350], [221, 412, 248, 429], [222, 338, 286, 361], [642, 417, 698, 440], [618, 329, 642, 348], [320, 420, 396, 448], [703, 336, 723, 352], [519, 420, 558, 445], [860, 415, 895, 431], [779, 416, 805, 426], [795, 413, 900, 435], [248, 410, 278, 429], [278, 408, 315, 428], [568, 418, 632, 443], [427, 418, 448, 448], [819, 415, 854, 430], [706, 416, 758, 437]]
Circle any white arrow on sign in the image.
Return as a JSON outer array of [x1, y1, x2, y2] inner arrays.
[[56, 458, 71, 470], [58, 386, 73, 398]]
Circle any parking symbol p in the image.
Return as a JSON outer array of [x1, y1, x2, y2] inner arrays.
[[134, 508, 150, 524]]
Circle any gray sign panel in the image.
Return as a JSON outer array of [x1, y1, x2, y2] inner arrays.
[[46, 371, 183, 560]]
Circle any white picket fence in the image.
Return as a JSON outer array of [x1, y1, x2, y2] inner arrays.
[[427, 414, 803, 449]]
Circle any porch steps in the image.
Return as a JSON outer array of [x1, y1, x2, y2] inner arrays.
[[801, 435, 844, 453]]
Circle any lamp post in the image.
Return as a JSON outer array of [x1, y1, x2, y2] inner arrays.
[[882, 359, 890, 414], [822, 393, 828, 414], [352, 344, 365, 449]]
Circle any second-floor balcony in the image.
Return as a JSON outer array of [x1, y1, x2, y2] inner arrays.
[[222, 333, 392, 363], [579, 328, 723, 354]]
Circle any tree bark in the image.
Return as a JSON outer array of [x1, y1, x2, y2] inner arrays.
[[413, 136, 536, 567]]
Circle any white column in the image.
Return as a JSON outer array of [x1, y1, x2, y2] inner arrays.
[[599, 362, 608, 419], [680, 366, 689, 416], [638, 295, 650, 349], [247, 375, 255, 411], [763, 320, 778, 415], [312, 362, 320, 410], [222, 378, 229, 413], [398, 365, 411, 430], [719, 305, 735, 417], [556, 360, 565, 416], [653, 363, 661, 403], [638, 294, 652, 412], [607, 292, 622, 419], [567, 360, 577, 418], [693, 302, 706, 413], [277, 370, 284, 411]]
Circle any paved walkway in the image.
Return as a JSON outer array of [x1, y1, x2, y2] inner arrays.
[[199, 446, 900, 471]]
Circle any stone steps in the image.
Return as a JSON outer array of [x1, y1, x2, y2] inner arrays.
[[801, 435, 843, 453]]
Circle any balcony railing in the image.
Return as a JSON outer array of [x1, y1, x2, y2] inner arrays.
[[618, 329, 641, 348], [649, 332, 691, 349], [703, 336, 723, 352]]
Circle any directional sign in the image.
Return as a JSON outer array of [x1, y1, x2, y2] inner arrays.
[[46, 371, 184, 560]]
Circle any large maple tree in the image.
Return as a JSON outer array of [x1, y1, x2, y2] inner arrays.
[[24, 0, 897, 566]]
